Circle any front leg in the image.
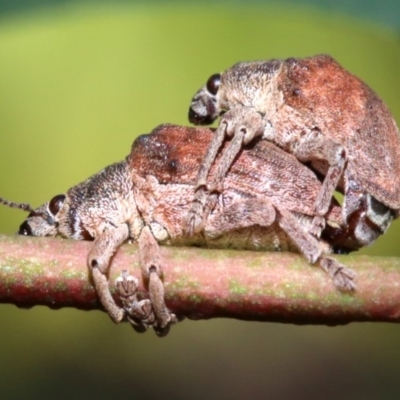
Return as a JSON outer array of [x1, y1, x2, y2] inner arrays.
[[88, 224, 130, 323], [137, 226, 176, 336], [186, 107, 265, 235]]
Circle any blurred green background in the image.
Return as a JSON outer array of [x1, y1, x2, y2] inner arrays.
[[0, 1, 400, 399]]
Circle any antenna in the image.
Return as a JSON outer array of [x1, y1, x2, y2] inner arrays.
[[0, 197, 35, 213]]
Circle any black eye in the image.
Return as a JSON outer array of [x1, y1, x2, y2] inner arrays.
[[18, 220, 33, 236], [206, 73, 221, 95], [48, 194, 66, 216]]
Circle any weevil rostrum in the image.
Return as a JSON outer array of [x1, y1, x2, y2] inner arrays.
[[0, 124, 378, 335], [187, 54, 399, 244]]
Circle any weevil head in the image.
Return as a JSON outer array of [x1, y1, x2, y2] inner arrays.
[[18, 195, 65, 236], [19, 194, 66, 237], [188, 73, 222, 125], [188, 59, 282, 126], [0, 194, 66, 237]]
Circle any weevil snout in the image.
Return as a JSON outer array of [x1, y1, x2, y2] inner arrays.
[[188, 105, 216, 125], [17, 194, 66, 237], [188, 73, 221, 125]]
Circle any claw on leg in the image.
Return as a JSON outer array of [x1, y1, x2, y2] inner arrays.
[[131, 226, 178, 335], [319, 257, 356, 291], [309, 215, 326, 238], [185, 190, 220, 236], [185, 186, 210, 235], [115, 270, 156, 333], [115, 269, 177, 336]]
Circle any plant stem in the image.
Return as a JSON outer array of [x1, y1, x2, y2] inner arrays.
[[1, 234, 400, 325]]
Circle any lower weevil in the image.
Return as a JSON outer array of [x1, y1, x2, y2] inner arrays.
[[1, 124, 379, 335]]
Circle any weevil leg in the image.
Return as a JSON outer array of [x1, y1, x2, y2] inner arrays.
[[115, 270, 156, 333], [207, 193, 356, 290], [186, 118, 230, 236], [186, 107, 264, 235], [138, 225, 177, 336], [210, 128, 245, 192], [209, 109, 265, 192], [206, 195, 276, 234], [92, 268, 125, 323], [294, 136, 346, 237], [187, 130, 245, 234], [276, 203, 356, 291], [195, 118, 228, 189], [319, 257, 356, 291], [275, 205, 322, 264], [88, 224, 130, 323]]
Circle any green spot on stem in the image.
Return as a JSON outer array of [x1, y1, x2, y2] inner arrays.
[[335, 293, 363, 307], [229, 280, 248, 295], [169, 274, 200, 291], [53, 279, 69, 293], [188, 293, 202, 304], [247, 257, 264, 269], [288, 259, 306, 271]]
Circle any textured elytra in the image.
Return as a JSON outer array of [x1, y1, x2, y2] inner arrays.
[[129, 125, 376, 253], [188, 54, 400, 243], [277, 56, 400, 209], [130, 125, 341, 221]]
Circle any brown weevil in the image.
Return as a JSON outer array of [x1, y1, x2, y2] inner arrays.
[[1, 124, 382, 335], [187, 54, 400, 244]]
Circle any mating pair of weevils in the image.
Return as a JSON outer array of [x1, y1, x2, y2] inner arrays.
[[1, 54, 400, 336]]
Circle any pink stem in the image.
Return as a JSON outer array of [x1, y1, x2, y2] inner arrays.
[[1, 234, 400, 325]]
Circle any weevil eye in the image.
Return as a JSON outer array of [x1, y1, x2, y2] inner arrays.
[[19, 220, 33, 236], [206, 73, 221, 95], [48, 194, 66, 216]]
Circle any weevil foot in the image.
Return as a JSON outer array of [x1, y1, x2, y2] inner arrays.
[[115, 270, 156, 333], [185, 187, 209, 235], [320, 257, 356, 291], [309, 215, 325, 238], [115, 270, 177, 335]]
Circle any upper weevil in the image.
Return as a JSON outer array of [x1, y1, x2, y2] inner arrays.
[[187, 54, 400, 242]]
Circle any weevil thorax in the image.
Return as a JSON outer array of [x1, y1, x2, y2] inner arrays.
[[12, 160, 144, 242], [188, 59, 282, 126], [55, 160, 143, 241]]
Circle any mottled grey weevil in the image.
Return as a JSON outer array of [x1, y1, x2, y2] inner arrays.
[[187, 54, 400, 245], [2, 124, 382, 335]]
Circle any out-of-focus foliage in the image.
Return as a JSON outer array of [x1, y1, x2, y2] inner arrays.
[[0, 3, 399, 400], [1, 0, 400, 30]]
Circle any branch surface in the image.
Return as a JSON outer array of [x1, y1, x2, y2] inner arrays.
[[1, 234, 400, 325]]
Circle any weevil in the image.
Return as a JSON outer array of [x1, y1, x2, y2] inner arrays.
[[187, 54, 399, 244], [1, 124, 374, 335]]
